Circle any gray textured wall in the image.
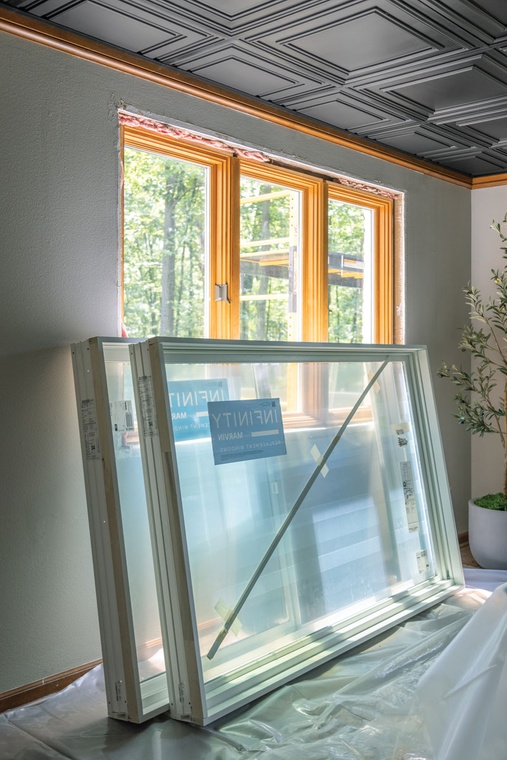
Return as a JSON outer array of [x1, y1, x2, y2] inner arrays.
[[471, 188, 507, 501], [0, 29, 471, 693]]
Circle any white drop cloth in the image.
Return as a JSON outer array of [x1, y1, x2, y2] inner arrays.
[[0, 573, 502, 760]]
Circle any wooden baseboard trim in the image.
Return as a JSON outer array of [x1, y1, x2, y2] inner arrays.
[[0, 659, 102, 714], [458, 531, 469, 547]]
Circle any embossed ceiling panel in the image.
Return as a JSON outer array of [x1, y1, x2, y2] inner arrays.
[[443, 0, 507, 28], [298, 97, 387, 130], [280, 12, 433, 71], [371, 129, 452, 156], [473, 115, 507, 141], [50, 1, 178, 51], [189, 52, 298, 98], [390, 65, 507, 113], [3, 0, 507, 177]]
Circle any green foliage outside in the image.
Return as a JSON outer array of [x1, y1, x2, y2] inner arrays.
[[123, 147, 206, 339], [439, 215, 507, 506]]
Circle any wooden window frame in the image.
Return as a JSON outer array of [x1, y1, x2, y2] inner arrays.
[[122, 124, 238, 339], [121, 124, 396, 345]]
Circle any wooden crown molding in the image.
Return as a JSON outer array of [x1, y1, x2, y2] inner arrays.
[[471, 173, 507, 189], [0, 5, 479, 189]]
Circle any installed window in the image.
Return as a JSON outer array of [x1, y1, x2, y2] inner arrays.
[[122, 121, 397, 344]]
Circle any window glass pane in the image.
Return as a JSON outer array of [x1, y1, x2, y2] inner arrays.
[[162, 356, 438, 692], [123, 147, 208, 338], [240, 177, 301, 341], [328, 200, 373, 343], [104, 354, 167, 693]]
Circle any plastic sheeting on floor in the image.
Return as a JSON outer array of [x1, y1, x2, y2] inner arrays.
[[0, 577, 501, 760], [418, 580, 507, 760]]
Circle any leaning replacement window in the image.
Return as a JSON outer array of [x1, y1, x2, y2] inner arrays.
[[72, 338, 170, 723], [131, 338, 463, 726]]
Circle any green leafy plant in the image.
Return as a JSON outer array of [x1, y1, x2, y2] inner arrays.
[[438, 215, 507, 510]]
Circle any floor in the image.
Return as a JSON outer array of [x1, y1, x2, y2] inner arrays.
[[0, 586, 494, 760], [1, 554, 505, 758], [460, 541, 480, 568]]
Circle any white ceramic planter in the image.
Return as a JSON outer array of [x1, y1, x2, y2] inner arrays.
[[469, 499, 507, 569]]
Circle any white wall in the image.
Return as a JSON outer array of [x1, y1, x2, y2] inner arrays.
[[471, 188, 507, 500], [0, 29, 471, 693]]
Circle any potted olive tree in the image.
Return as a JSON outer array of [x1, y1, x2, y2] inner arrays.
[[439, 215, 507, 569]]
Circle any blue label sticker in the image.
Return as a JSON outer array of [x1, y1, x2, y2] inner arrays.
[[208, 398, 287, 465], [168, 379, 229, 441]]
